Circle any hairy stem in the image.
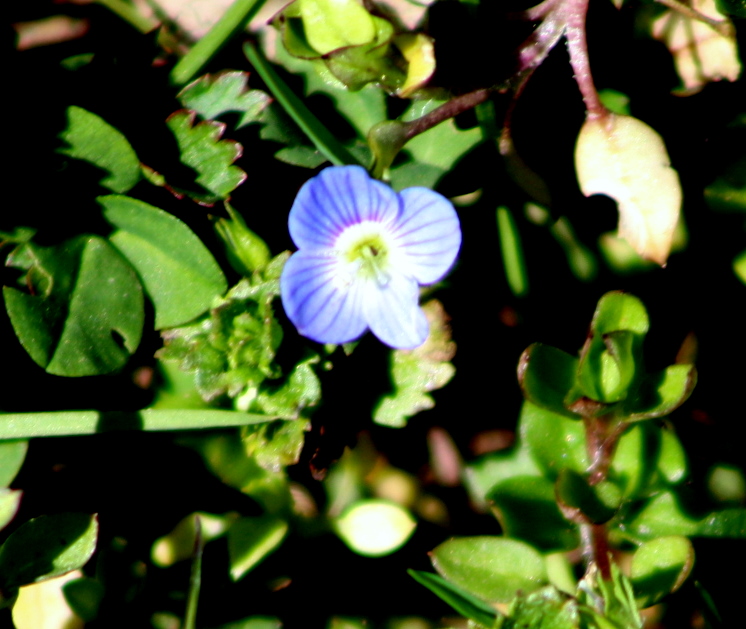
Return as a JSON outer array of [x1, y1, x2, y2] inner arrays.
[[402, 89, 492, 141], [562, 0, 605, 118], [655, 0, 736, 38]]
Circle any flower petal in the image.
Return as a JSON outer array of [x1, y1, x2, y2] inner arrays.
[[289, 165, 401, 251], [363, 273, 429, 349], [280, 251, 368, 344], [391, 187, 461, 284]]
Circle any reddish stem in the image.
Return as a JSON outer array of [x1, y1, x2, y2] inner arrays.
[[561, 0, 606, 119]]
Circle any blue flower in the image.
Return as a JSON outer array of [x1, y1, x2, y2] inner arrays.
[[280, 165, 461, 349]]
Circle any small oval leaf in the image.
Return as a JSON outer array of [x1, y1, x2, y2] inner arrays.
[[431, 536, 548, 603]]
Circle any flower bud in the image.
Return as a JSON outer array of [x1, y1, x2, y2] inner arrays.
[[214, 204, 271, 275]]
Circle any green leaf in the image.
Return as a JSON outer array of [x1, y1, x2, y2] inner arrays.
[[213, 618, 283, 629], [157, 266, 285, 401], [555, 469, 622, 525], [273, 39, 387, 139], [578, 564, 642, 629], [251, 354, 321, 419], [170, 0, 266, 86], [488, 475, 578, 552], [58, 106, 141, 193], [431, 536, 548, 603], [715, 0, 746, 21], [244, 42, 361, 167], [389, 99, 483, 190], [63, 576, 104, 622], [497, 206, 529, 297], [178, 71, 271, 129], [625, 364, 697, 421], [241, 419, 310, 473], [576, 292, 649, 404], [373, 300, 456, 428], [228, 515, 288, 581], [166, 110, 246, 203], [100, 194, 227, 329], [503, 587, 579, 629], [696, 508, 746, 537], [624, 491, 700, 540], [517, 345, 583, 420], [464, 446, 541, 510], [0, 441, 28, 487], [0, 489, 22, 532], [0, 513, 98, 590], [609, 423, 659, 498], [519, 402, 588, 478], [408, 570, 499, 628], [630, 536, 694, 608], [335, 499, 417, 557], [656, 426, 688, 485], [4, 236, 144, 376]]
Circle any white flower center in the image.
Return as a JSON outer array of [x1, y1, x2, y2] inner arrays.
[[334, 221, 395, 288]]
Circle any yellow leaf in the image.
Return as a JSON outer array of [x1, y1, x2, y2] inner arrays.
[[575, 114, 682, 266], [12, 571, 84, 629], [394, 33, 436, 98], [652, 0, 741, 92]]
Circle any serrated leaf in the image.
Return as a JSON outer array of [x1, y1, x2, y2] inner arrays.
[[575, 114, 681, 265], [3, 236, 144, 376], [390, 99, 483, 190], [0, 513, 98, 590], [431, 536, 548, 603], [166, 109, 246, 202], [58, 106, 141, 193], [157, 263, 286, 401], [373, 300, 456, 428], [178, 71, 271, 129], [100, 194, 227, 329], [241, 419, 310, 473]]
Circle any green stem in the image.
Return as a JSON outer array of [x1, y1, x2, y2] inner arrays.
[[183, 516, 203, 629], [170, 0, 267, 86], [244, 42, 361, 167], [0, 409, 281, 440], [95, 0, 158, 33]]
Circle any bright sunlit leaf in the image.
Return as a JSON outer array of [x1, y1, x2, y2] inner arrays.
[[575, 113, 682, 265], [335, 499, 416, 557]]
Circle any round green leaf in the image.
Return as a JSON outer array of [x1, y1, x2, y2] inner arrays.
[[488, 476, 578, 552], [4, 236, 144, 376], [100, 195, 227, 329], [0, 440, 28, 487], [520, 402, 588, 479], [630, 536, 694, 608], [517, 345, 581, 419], [431, 536, 548, 603], [0, 513, 98, 590]]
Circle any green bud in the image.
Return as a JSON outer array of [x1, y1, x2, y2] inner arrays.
[[214, 203, 271, 275]]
